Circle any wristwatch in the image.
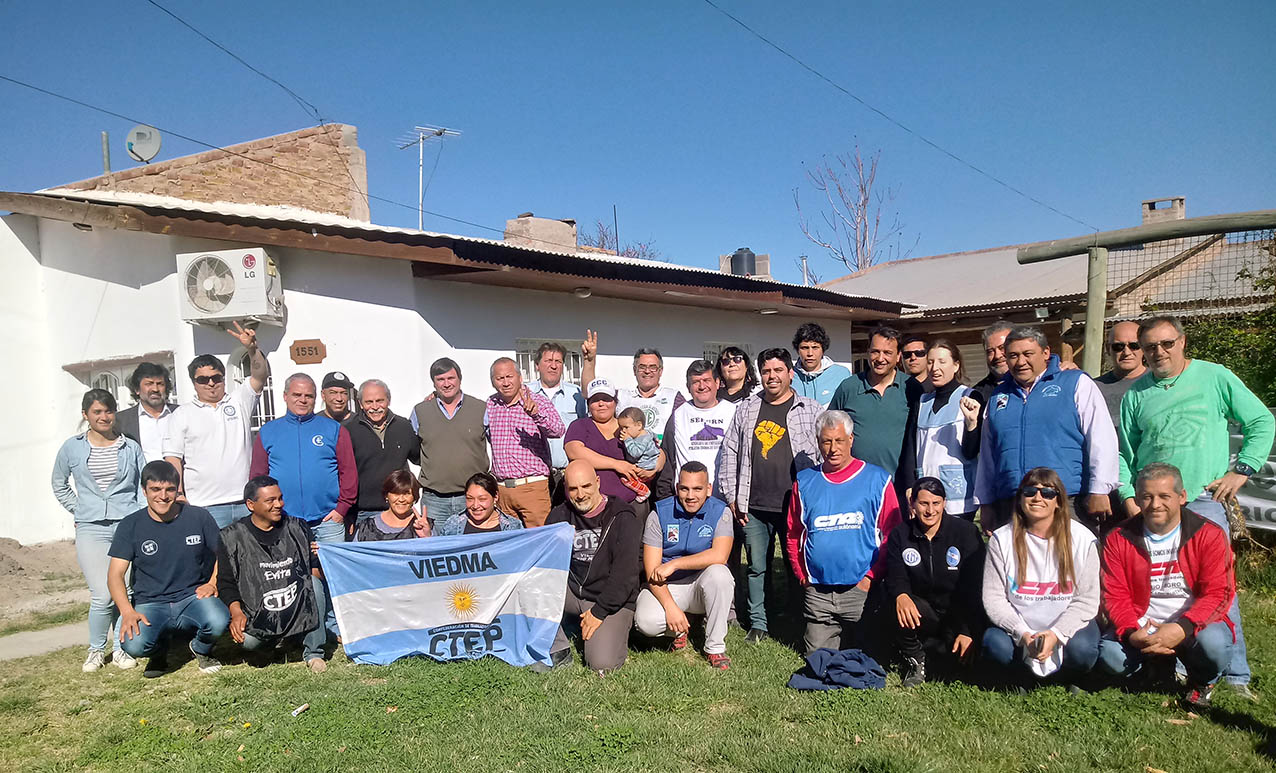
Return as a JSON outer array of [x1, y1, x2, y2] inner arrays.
[[1234, 462, 1256, 477]]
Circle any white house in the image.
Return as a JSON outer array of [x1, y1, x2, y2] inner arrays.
[[0, 185, 904, 544]]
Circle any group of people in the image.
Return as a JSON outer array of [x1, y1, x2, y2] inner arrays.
[[50, 315, 1271, 709]]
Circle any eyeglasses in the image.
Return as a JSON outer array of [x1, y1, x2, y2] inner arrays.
[[1110, 342, 1141, 353], [635, 365, 662, 373], [719, 355, 745, 365], [193, 373, 225, 385], [1020, 486, 1059, 500], [902, 350, 926, 359], [1143, 337, 1181, 353]]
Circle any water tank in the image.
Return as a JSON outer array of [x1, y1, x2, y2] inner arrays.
[[730, 247, 756, 276]]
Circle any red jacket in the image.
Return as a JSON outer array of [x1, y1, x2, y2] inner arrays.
[[1101, 509, 1235, 648]]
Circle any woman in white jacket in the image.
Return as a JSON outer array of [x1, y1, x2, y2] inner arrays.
[[981, 467, 1100, 688]]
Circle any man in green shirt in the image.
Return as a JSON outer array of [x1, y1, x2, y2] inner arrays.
[[1117, 315, 1274, 700], [829, 326, 909, 477]]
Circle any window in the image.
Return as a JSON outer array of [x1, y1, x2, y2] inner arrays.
[[237, 352, 276, 431], [84, 357, 179, 406], [703, 342, 756, 367], [91, 372, 121, 402], [515, 339, 583, 384]]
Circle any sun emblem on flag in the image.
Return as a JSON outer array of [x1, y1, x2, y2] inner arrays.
[[446, 583, 480, 620]]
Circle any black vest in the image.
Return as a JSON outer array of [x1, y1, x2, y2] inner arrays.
[[221, 516, 319, 640]]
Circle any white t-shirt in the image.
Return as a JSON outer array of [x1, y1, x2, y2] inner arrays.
[[136, 404, 175, 463], [162, 380, 261, 506], [670, 400, 737, 486], [618, 386, 682, 443], [1142, 525, 1191, 628]]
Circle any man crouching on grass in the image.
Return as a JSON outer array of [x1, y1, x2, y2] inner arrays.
[[107, 460, 228, 678], [1097, 462, 1236, 710]]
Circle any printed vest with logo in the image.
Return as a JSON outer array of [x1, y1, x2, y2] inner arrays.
[[795, 463, 891, 586], [222, 516, 319, 640], [259, 412, 343, 522], [653, 496, 727, 583], [985, 364, 1086, 501], [915, 385, 978, 513]]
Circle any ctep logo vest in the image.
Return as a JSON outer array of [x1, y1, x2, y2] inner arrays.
[[259, 412, 342, 522], [985, 363, 1086, 501]]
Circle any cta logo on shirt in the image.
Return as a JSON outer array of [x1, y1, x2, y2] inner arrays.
[[812, 512, 865, 530], [902, 548, 921, 567], [185, 534, 203, 546], [311, 434, 325, 447], [141, 540, 159, 556]]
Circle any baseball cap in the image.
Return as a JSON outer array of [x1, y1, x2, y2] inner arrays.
[[585, 378, 616, 399], [322, 371, 354, 390]]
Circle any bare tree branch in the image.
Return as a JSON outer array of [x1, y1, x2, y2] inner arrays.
[[579, 219, 664, 262]]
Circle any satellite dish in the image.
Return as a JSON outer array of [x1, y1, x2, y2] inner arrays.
[[126, 124, 162, 163]]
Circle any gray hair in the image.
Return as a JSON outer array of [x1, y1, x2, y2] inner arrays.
[[981, 320, 1014, 347], [489, 357, 518, 376], [358, 378, 391, 400], [816, 409, 854, 437], [283, 372, 315, 392], [1137, 315, 1185, 340], [1135, 462, 1185, 495], [1005, 325, 1049, 350]]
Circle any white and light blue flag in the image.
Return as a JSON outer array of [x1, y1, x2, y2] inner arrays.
[[318, 523, 571, 667]]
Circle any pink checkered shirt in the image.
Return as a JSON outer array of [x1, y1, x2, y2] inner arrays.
[[484, 391, 566, 480]]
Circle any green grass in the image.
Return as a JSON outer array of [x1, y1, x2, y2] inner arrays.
[[0, 603, 88, 638], [0, 578, 1272, 771]]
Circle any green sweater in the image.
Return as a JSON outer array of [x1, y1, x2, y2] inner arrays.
[[1117, 360, 1274, 501]]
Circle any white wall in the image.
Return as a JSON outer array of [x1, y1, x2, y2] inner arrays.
[[3, 218, 852, 544]]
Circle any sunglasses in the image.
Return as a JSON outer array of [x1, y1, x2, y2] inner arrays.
[[1143, 337, 1181, 353], [719, 355, 745, 365], [1110, 342, 1141, 353], [1020, 486, 1059, 500], [901, 350, 926, 359], [193, 373, 226, 385]]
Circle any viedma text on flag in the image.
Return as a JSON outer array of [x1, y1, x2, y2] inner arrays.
[[317, 523, 572, 667]]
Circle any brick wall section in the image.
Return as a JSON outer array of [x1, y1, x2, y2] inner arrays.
[[56, 124, 370, 221]]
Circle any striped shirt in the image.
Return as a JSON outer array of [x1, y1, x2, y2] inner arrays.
[[87, 437, 125, 492]]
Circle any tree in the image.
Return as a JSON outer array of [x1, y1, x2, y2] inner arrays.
[[794, 144, 916, 273], [579, 220, 663, 262]]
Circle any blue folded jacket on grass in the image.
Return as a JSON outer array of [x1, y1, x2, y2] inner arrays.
[[787, 648, 887, 691]]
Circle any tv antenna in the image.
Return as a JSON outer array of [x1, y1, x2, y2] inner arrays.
[[398, 125, 461, 229]]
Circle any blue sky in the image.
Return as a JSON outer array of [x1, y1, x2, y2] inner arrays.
[[2, 1, 1273, 284]]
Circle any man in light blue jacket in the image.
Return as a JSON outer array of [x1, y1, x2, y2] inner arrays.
[[792, 323, 851, 408]]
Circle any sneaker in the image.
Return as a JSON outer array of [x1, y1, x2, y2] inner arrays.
[[901, 656, 926, 688], [1229, 683, 1259, 703], [529, 647, 572, 673], [671, 632, 689, 651], [113, 650, 138, 670], [307, 658, 328, 674], [143, 654, 169, 679], [188, 641, 222, 674], [82, 650, 106, 673], [744, 629, 768, 644], [1184, 684, 1214, 710], [706, 653, 731, 670]]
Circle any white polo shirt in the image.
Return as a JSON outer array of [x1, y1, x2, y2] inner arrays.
[[162, 380, 262, 506], [135, 403, 175, 463]]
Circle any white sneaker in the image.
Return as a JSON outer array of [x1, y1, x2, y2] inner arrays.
[[82, 650, 106, 672], [113, 650, 138, 670]]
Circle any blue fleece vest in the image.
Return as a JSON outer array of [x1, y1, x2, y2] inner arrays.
[[794, 462, 892, 585], [259, 412, 342, 522], [653, 496, 727, 583], [984, 362, 1086, 501]]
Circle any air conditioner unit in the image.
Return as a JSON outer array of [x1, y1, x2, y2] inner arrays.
[[175, 248, 285, 325]]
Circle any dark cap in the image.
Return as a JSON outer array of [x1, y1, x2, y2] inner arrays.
[[322, 371, 354, 390]]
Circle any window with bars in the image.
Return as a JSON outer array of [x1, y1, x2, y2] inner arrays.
[[515, 339, 584, 384], [237, 352, 276, 431], [703, 342, 756, 366]]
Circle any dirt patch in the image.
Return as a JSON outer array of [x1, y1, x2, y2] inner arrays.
[[0, 539, 86, 623]]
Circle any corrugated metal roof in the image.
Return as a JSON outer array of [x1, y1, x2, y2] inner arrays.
[[821, 243, 1088, 314]]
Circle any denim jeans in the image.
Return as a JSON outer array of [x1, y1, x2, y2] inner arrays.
[[981, 619, 1100, 681], [119, 594, 230, 658], [204, 503, 246, 530], [1098, 620, 1234, 687], [75, 520, 124, 653], [419, 490, 465, 530], [242, 628, 326, 663], [741, 508, 788, 633], [310, 519, 346, 638], [1188, 494, 1249, 685]]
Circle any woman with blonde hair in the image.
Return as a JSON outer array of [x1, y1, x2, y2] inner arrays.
[[980, 467, 1100, 688]]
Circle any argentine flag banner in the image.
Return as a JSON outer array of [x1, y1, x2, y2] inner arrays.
[[317, 523, 571, 667]]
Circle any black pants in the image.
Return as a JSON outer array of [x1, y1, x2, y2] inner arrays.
[[895, 596, 944, 661]]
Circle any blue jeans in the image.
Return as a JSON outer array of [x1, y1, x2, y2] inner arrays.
[[1098, 620, 1233, 687], [120, 594, 230, 657], [310, 519, 345, 638], [420, 490, 465, 529], [204, 503, 246, 530], [242, 628, 325, 663], [981, 619, 1100, 681], [741, 508, 788, 634], [75, 520, 124, 653], [1189, 494, 1249, 685]]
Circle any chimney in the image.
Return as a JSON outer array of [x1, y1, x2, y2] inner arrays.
[[718, 248, 773, 279], [1141, 197, 1186, 226], [503, 213, 578, 254]]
